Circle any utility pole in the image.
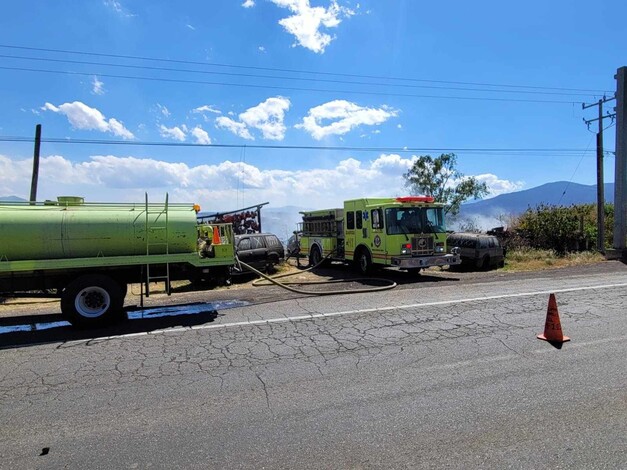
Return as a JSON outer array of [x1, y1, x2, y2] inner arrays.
[[29, 124, 42, 204], [614, 66, 627, 254], [582, 96, 615, 253]]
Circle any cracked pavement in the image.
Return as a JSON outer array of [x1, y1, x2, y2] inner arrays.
[[1, 263, 627, 469]]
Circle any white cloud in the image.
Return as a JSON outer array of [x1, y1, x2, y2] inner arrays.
[[186, 24, 196, 31], [242, 0, 255, 7], [258, 46, 266, 53], [191, 126, 212, 145], [371, 154, 416, 175], [216, 97, 291, 140], [159, 124, 187, 141], [156, 104, 170, 117], [92, 76, 105, 95], [103, 0, 134, 17], [215, 117, 254, 140], [475, 174, 525, 197], [0, 153, 522, 216], [270, 0, 355, 53], [192, 105, 221, 115], [42, 101, 134, 139], [296, 100, 398, 140]]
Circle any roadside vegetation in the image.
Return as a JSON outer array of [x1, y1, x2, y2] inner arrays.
[[512, 203, 614, 254], [487, 202, 613, 272], [500, 248, 605, 272]]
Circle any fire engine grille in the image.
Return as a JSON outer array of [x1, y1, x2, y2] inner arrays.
[[411, 235, 434, 255]]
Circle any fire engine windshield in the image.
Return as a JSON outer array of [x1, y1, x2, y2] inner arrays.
[[385, 207, 446, 235]]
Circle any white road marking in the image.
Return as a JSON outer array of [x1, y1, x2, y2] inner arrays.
[[80, 281, 627, 342]]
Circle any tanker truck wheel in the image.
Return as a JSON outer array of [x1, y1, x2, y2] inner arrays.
[[61, 274, 125, 328]]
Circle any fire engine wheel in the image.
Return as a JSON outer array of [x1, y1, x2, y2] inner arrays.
[[309, 246, 323, 267], [61, 274, 125, 328], [355, 249, 372, 275]]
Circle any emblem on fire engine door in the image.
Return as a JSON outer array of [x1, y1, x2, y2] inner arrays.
[[374, 235, 381, 247]]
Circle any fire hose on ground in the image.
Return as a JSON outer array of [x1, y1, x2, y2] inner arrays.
[[234, 251, 397, 295]]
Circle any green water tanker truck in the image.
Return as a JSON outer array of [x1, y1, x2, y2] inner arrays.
[[0, 195, 234, 327]]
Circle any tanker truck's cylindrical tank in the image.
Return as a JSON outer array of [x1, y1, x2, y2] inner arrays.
[[0, 199, 199, 261]]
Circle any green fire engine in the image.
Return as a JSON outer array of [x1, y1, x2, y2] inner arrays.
[[298, 196, 461, 274]]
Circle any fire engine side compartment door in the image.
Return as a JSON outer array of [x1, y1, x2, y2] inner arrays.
[[370, 207, 386, 265], [344, 201, 356, 261]]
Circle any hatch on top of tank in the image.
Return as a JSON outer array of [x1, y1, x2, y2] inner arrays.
[[57, 196, 85, 206]]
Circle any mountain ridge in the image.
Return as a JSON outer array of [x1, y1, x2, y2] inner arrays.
[[461, 181, 615, 217]]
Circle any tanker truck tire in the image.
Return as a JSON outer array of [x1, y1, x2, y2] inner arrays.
[[61, 274, 125, 328]]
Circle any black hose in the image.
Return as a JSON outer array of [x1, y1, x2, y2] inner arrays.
[[240, 252, 397, 295]]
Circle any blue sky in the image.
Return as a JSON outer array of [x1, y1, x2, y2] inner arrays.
[[0, 0, 624, 212]]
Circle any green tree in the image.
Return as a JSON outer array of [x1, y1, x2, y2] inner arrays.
[[403, 153, 488, 215]]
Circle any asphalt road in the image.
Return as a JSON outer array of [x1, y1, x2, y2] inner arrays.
[[1, 262, 627, 469]]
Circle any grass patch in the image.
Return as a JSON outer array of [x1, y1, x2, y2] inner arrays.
[[501, 248, 605, 272]]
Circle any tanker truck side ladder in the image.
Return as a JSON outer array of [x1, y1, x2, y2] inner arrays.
[[143, 193, 171, 299]]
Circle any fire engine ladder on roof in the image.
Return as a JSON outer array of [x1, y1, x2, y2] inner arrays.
[[143, 193, 171, 300]]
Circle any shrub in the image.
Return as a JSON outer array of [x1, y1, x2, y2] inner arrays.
[[510, 203, 613, 254]]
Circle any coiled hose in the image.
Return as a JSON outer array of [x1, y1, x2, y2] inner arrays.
[[235, 251, 397, 296]]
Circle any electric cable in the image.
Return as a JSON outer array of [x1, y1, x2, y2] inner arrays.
[[0, 65, 584, 104], [0, 43, 613, 94], [0, 135, 596, 155], [558, 134, 595, 205], [0, 53, 601, 98]]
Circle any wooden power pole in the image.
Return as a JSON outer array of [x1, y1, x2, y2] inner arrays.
[[582, 97, 615, 252], [29, 124, 42, 203]]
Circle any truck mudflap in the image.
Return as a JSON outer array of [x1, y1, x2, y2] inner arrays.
[[390, 253, 461, 269]]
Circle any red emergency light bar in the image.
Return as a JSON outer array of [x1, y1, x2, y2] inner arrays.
[[395, 196, 435, 203]]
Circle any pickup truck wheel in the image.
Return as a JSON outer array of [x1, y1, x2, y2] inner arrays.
[[481, 255, 491, 270], [355, 249, 372, 275], [61, 274, 125, 328], [266, 254, 280, 273]]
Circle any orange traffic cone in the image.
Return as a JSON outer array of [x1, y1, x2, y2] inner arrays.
[[212, 226, 221, 245], [537, 293, 570, 343]]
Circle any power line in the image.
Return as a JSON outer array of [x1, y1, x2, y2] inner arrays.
[[0, 135, 599, 154], [0, 65, 584, 104], [558, 134, 595, 205], [0, 43, 613, 95], [0, 53, 601, 98]]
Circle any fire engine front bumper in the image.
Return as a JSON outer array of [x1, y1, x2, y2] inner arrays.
[[390, 253, 461, 269]]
